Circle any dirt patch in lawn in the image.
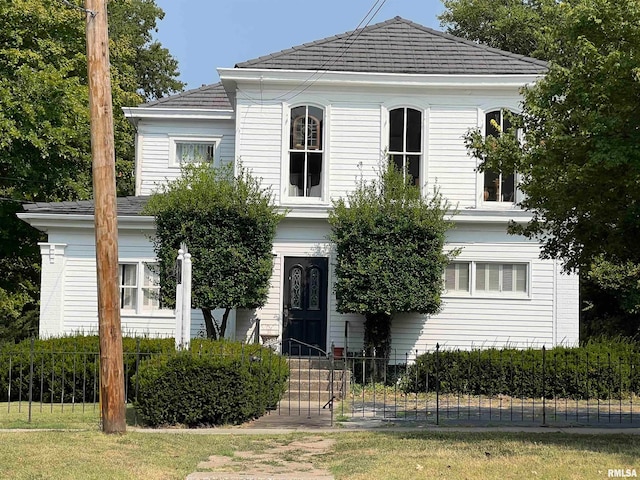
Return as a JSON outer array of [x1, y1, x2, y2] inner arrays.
[[187, 436, 335, 479]]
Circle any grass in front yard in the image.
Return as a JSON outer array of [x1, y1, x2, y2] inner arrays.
[[0, 402, 101, 430], [317, 431, 640, 479], [0, 431, 270, 479], [0, 429, 639, 479]]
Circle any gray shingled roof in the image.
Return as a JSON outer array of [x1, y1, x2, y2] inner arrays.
[[141, 83, 232, 109], [22, 196, 149, 216], [236, 16, 547, 75], [139, 17, 545, 109]]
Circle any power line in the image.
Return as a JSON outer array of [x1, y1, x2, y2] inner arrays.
[[237, 0, 389, 104], [285, 0, 389, 101], [58, 0, 97, 17]]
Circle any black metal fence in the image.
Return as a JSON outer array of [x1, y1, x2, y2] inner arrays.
[[0, 338, 154, 423], [339, 344, 640, 427], [1, 339, 639, 427]]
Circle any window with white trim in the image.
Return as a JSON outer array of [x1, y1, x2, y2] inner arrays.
[[389, 107, 422, 186], [176, 142, 215, 163], [483, 110, 516, 203], [169, 137, 219, 167], [288, 105, 323, 198], [476, 263, 527, 293], [119, 262, 160, 312], [445, 262, 470, 293]]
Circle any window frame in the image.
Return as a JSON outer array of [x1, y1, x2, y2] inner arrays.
[[444, 261, 471, 295], [283, 103, 328, 204], [169, 135, 221, 168], [475, 261, 530, 295], [119, 261, 161, 314], [443, 260, 531, 298], [387, 106, 423, 187], [479, 108, 520, 208]]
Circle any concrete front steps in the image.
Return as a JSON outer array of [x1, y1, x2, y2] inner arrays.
[[284, 357, 351, 403]]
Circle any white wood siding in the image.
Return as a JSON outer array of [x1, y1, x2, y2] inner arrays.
[[235, 101, 283, 204], [136, 119, 235, 196], [33, 82, 579, 349], [233, 86, 497, 209], [427, 107, 479, 208], [231, 218, 578, 360], [555, 265, 580, 345], [41, 228, 203, 338], [38, 243, 67, 337], [329, 103, 382, 199]]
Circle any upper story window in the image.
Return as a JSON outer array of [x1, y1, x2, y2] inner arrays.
[[169, 136, 220, 167], [389, 107, 422, 186], [289, 106, 323, 198], [119, 262, 160, 313], [483, 110, 516, 203]]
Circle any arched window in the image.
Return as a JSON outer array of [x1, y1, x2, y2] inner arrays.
[[483, 110, 516, 203], [289, 106, 323, 198], [389, 107, 422, 186]]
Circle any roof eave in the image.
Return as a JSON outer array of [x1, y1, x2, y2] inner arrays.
[[123, 106, 235, 123], [219, 67, 544, 90], [17, 212, 155, 233]]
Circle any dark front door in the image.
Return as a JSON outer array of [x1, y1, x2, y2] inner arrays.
[[282, 257, 328, 356]]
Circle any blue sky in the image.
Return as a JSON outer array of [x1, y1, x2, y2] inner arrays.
[[153, 0, 446, 91]]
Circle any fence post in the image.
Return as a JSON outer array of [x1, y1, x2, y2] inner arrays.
[[436, 343, 440, 426], [28, 337, 34, 423], [372, 347, 376, 416], [344, 321, 349, 357], [7, 354, 11, 413], [254, 318, 261, 345], [542, 345, 546, 426], [134, 337, 141, 426], [329, 343, 334, 427], [175, 248, 184, 350]]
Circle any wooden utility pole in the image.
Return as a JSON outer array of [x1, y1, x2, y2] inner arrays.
[[85, 0, 126, 434]]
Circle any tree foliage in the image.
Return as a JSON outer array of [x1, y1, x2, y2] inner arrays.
[[143, 164, 285, 340], [329, 165, 455, 357], [0, 0, 183, 342], [439, 0, 554, 59], [461, 0, 640, 334]]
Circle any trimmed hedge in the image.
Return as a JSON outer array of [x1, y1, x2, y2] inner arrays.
[[0, 335, 174, 403], [403, 341, 640, 400], [133, 341, 289, 427]]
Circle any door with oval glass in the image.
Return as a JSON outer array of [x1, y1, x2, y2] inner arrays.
[[282, 257, 328, 356]]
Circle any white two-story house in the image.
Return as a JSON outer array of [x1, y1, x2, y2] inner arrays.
[[19, 17, 579, 356]]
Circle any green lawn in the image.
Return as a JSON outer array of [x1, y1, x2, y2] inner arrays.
[[0, 426, 638, 479]]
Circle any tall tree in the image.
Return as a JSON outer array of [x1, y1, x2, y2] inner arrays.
[[143, 164, 285, 340], [329, 165, 454, 359], [439, 0, 554, 59], [462, 0, 640, 334], [0, 0, 183, 342]]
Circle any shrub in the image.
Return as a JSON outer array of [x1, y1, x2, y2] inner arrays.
[[402, 340, 640, 400], [134, 340, 289, 427], [0, 335, 174, 403]]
